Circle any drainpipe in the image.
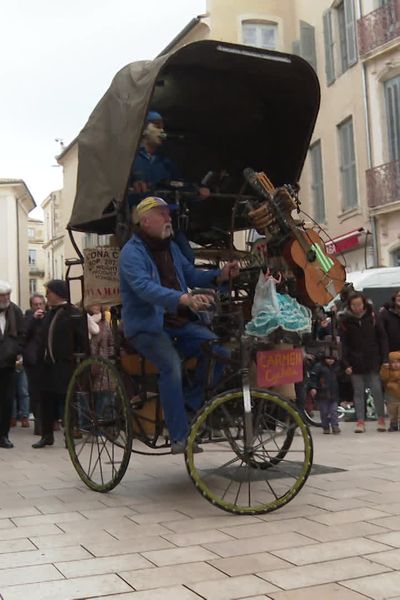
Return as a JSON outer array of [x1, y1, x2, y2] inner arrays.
[[15, 198, 21, 306], [359, 0, 379, 267]]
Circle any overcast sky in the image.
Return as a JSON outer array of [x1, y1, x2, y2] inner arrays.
[[0, 0, 206, 216]]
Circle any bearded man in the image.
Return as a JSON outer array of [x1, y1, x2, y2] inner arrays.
[[119, 196, 239, 453], [0, 281, 24, 448]]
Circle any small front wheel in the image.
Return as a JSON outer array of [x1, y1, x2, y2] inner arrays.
[[186, 389, 313, 515], [65, 357, 133, 492]]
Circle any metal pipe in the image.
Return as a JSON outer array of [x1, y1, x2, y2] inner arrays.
[[358, 0, 378, 266]]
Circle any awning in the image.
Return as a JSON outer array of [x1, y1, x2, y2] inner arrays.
[[326, 228, 365, 255]]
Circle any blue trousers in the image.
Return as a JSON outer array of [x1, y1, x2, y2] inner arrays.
[[319, 397, 339, 429], [131, 322, 228, 443], [12, 369, 30, 419]]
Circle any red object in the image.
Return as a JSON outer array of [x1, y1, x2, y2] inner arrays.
[[326, 229, 363, 255], [256, 348, 303, 387]]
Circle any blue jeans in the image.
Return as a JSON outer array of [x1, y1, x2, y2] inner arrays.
[[131, 322, 228, 443], [12, 369, 30, 419], [318, 397, 339, 429]]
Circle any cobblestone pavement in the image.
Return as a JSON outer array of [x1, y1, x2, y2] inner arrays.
[[1, 420, 400, 599]]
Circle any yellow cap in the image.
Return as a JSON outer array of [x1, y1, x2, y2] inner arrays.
[[136, 196, 169, 219]]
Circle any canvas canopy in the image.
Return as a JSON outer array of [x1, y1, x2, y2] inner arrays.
[[68, 40, 320, 234]]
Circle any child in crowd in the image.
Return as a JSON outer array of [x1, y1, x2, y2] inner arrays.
[[308, 354, 341, 434], [380, 351, 400, 431]]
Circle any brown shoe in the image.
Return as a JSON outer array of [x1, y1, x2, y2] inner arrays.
[[10, 418, 17, 427], [377, 417, 386, 432], [21, 417, 30, 428], [354, 420, 365, 433], [332, 426, 341, 434]]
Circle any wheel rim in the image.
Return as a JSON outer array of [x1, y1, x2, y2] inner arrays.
[[186, 390, 313, 515], [65, 357, 133, 492]]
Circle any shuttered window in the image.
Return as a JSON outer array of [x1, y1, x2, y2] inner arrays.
[[242, 22, 278, 50], [385, 75, 400, 162], [299, 21, 317, 70], [323, 10, 335, 85], [337, 0, 358, 73], [310, 141, 326, 223], [338, 118, 358, 211]]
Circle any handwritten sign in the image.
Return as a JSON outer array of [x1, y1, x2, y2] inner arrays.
[[83, 246, 120, 308], [256, 348, 303, 388]]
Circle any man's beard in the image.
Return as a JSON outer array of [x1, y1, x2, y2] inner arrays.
[[160, 223, 173, 239], [143, 123, 164, 147], [0, 301, 10, 310]]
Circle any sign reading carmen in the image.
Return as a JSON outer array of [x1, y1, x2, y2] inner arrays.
[[83, 246, 120, 308], [256, 347, 303, 388]]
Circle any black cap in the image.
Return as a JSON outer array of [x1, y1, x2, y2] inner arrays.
[[46, 279, 69, 300]]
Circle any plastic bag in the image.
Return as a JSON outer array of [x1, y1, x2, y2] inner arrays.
[[251, 272, 280, 318]]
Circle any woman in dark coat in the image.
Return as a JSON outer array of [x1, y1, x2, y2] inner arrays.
[[32, 280, 86, 448], [340, 292, 388, 433], [379, 290, 400, 352]]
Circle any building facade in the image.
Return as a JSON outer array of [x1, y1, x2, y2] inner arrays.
[[0, 179, 35, 309], [55, 0, 400, 276], [27, 217, 45, 297], [359, 0, 400, 266]]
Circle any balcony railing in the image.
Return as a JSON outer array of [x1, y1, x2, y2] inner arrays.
[[358, 0, 400, 57], [366, 159, 400, 208]]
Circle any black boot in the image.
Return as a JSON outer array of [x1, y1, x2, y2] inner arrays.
[[0, 436, 14, 449], [32, 435, 54, 449]]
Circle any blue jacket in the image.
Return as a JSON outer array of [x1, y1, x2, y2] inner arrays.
[[119, 234, 220, 338]]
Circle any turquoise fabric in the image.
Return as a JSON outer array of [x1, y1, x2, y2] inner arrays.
[[246, 277, 312, 337]]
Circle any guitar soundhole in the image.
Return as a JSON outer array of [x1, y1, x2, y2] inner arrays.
[[306, 249, 317, 263]]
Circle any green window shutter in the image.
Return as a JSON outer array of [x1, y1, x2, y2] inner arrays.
[[300, 21, 317, 70], [310, 141, 326, 223], [344, 0, 358, 67], [323, 10, 335, 85]]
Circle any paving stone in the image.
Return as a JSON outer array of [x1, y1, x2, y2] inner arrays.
[[258, 556, 390, 590], [0, 523, 61, 541], [11, 511, 87, 527], [161, 528, 234, 547], [120, 561, 227, 590], [56, 552, 152, 577], [209, 552, 291, 575], [187, 574, 279, 599], [92, 586, 205, 600], [268, 583, 373, 599], [0, 563, 63, 587], [366, 548, 400, 570], [308, 507, 389, 526], [340, 571, 400, 600], [142, 545, 219, 566], [0, 545, 90, 569], [0, 573, 132, 600], [272, 537, 391, 565], [0, 538, 36, 554], [83, 536, 174, 557], [204, 532, 316, 558]]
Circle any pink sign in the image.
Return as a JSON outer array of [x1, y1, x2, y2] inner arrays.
[[256, 348, 303, 388]]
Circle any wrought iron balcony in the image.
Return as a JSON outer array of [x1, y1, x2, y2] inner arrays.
[[358, 0, 400, 57], [366, 159, 400, 208]]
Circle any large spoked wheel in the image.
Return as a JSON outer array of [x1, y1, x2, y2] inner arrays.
[[186, 389, 313, 515], [65, 357, 133, 492]]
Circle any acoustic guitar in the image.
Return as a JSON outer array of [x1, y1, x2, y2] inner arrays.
[[243, 168, 346, 307]]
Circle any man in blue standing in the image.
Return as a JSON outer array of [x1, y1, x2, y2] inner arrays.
[[119, 196, 239, 453]]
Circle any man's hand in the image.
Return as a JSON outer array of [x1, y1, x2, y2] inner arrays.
[[198, 186, 210, 199], [131, 180, 149, 194], [216, 261, 240, 284], [345, 366, 353, 375], [33, 309, 44, 319], [179, 293, 214, 312], [309, 388, 317, 398]]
